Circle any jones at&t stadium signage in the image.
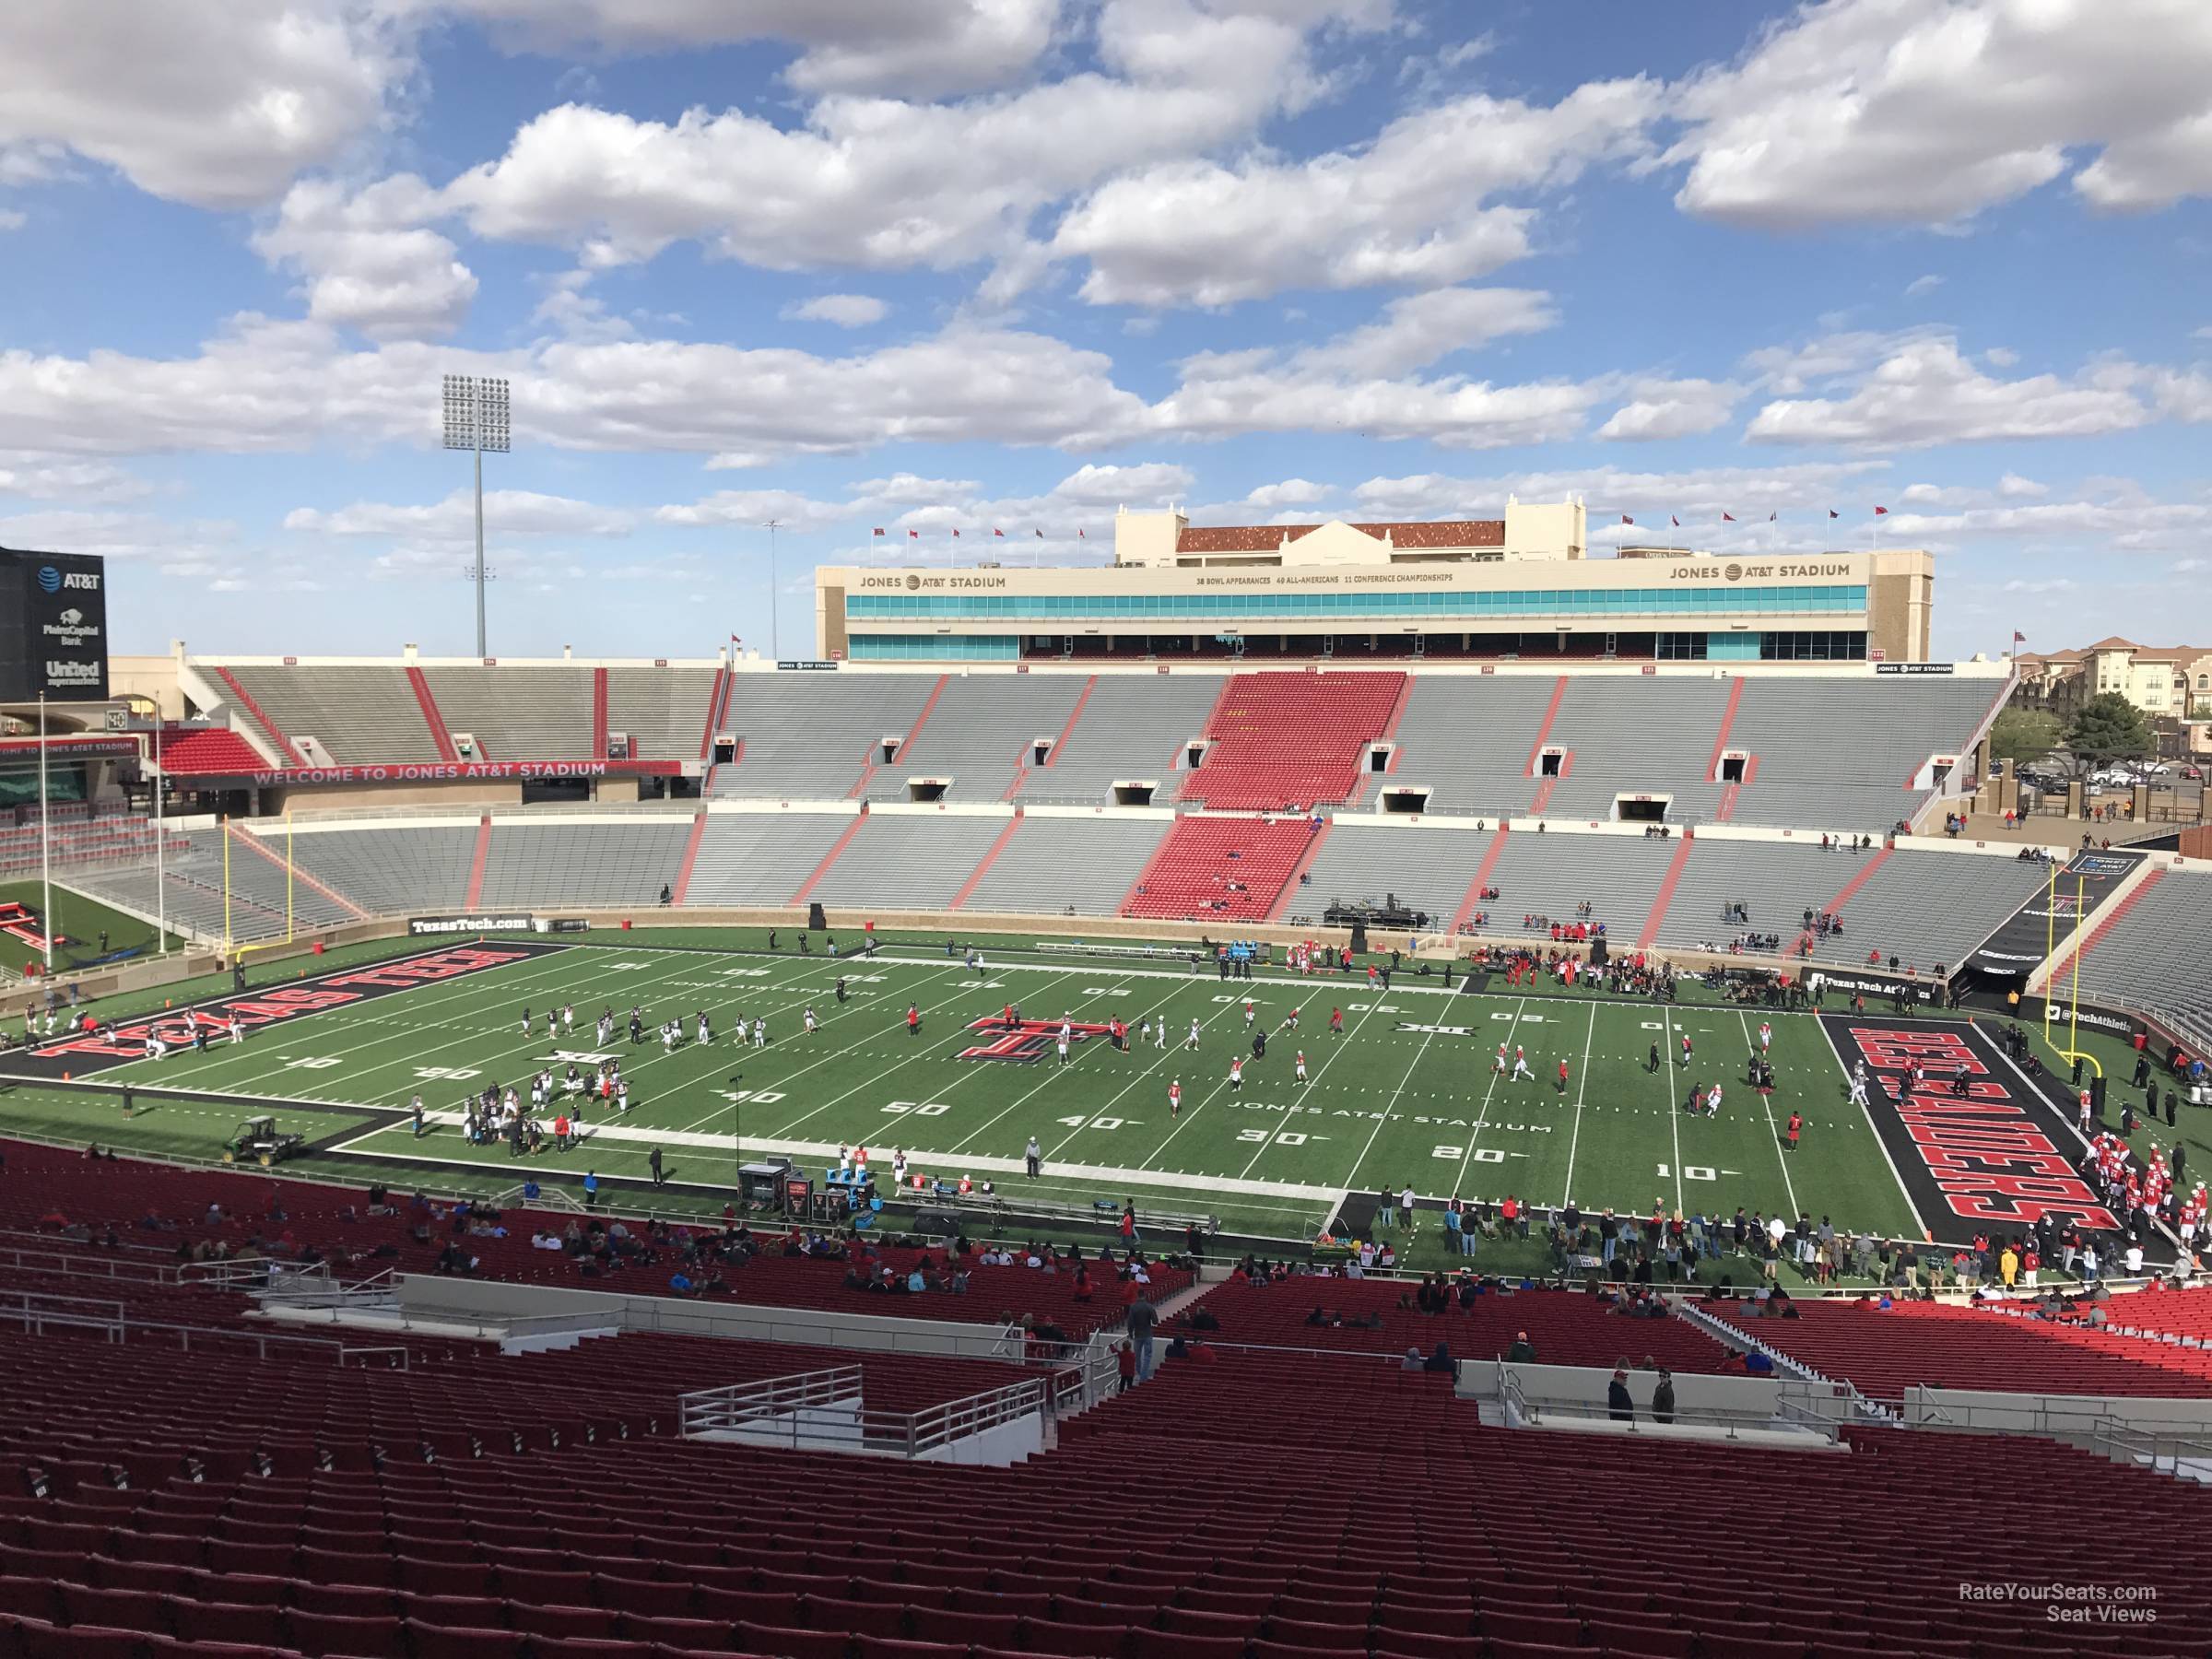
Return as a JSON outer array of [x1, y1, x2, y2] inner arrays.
[[238, 759, 683, 786], [1667, 560, 1855, 582], [0, 548, 109, 701]]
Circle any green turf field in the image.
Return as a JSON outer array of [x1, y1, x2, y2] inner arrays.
[[0, 932, 1958, 1248], [0, 878, 181, 974]]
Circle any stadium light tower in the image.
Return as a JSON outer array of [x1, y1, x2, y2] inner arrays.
[[441, 374, 510, 658], [760, 519, 782, 661]]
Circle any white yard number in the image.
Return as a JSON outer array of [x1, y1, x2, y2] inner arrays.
[[1238, 1129, 1307, 1146], [1435, 1144, 1502, 1162], [719, 1088, 785, 1105], [883, 1100, 948, 1117], [597, 960, 651, 971], [413, 1066, 479, 1081], [1347, 1004, 1399, 1014], [1056, 1115, 1123, 1130], [1656, 1162, 1716, 1182], [1641, 1021, 1665, 1030], [1081, 987, 1132, 997], [284, 1056, 341, 1070], [719, 966, 771, 979]]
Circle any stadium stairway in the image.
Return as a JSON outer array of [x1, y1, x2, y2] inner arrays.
[[207, 667, 308, 768]]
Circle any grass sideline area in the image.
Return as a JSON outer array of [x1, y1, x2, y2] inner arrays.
[[0, 878, 182, 976], [0, 925, 2088, 1262]]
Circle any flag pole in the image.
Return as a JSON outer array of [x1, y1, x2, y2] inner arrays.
[[37, 693, 53, 977]]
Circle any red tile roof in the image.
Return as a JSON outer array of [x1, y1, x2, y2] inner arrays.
[[1176, 519, 1504, 554]]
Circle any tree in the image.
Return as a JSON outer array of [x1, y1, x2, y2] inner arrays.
[[1990, 708, 2065, 764], [2065, 693, 2154, 768]]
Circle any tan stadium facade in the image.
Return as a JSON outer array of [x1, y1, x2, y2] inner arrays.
[[817, 499, 1935, 667]]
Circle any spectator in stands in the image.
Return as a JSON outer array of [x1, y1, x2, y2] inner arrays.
[[1505, 1330, 1535, 1364], [1401, 1347, 1424, 1371], [1607, 1370, 1633, 1422], [1127, 1290, 1159, 1382]]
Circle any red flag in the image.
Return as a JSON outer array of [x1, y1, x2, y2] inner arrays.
[[2013, 630, 2027, 644], [994, 528, 1004, 537], [1874, 505, 1888, 516], [952, 528, 961, 538], [1620, 514, 1633, 525], [908, 529, 919, 539], [872, 528, 885, 536], [1078, 528, 1085, 538], [1829, 510, 1839, 519], [1723, 512, 1735, 523]]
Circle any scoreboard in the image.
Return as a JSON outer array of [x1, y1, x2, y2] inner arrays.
[[0, 548, 108, 702]]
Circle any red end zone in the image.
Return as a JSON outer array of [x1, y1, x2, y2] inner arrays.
[[1821, 1015, 2122, 1239], [6, 940, 565, 1077]]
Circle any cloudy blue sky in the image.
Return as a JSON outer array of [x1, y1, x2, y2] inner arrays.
[[0, 0, 2206, 661]]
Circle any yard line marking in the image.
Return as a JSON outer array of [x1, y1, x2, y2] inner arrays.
[[1234, 1006, 1370, 1179], [1451, 995, 1527, 1199], [1559, 999, 1600, 1207], [1041, 982, 1238, 1165], [661, 962, 976, 1132], [1324, 1000, 1446, 1206], [769, 972, 1141, 1151], [1736, 1008, 1800, 1218], [1663, 1004, 1683, 1215], [940, 973, 1150, 1158], [1142, 992, 1387, 1175]]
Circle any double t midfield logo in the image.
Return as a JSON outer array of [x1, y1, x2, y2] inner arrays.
[[957, 1015, 1115, 1064]]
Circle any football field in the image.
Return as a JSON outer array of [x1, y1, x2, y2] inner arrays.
[[1, 932, 1954, 1244]]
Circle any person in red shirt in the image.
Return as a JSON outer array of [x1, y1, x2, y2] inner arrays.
[[1116, 1340, 1136, 1392], [906, 1005, 921, 1037], [1557, 1059, 1571, 1095], [552, 1113, 571, 1152], [1784, 1111, 1802, 1150], [1330, 1007, 1344, 1035]]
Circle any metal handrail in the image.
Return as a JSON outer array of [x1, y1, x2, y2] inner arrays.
[[678, 1365, 1046, 1459]]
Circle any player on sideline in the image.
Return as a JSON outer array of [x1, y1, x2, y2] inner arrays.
[[1511, 1046, 1534, 1083], [1330, 1007, 1344, 1037], [229, 1013, 245, 1045], [804, 1006, 818, 1035], [1705, 1082, 1724, 1118], [1185, 1018, 1202, 1051], [1228, 1057, 1244, 1092], [1285, 1007, 1300, 1032], [521, 1007, 532, 1036], [751, 1018, 768, 1049], [1758, 1020, 1772, 1053], [1679, 1032, 1694, 1069], [1056, 1027, 1072, 1065], [562, 1004, 575, 1034], [1154, 1017, 1167, 1050], [697, 1012, 712, 1044], [1847, 1062, 1871, 1110], [1169, 1078, 1182, 1117], [1294, 1050, 1308, 1085], [1784, 1110, 1803, 1151], [1556, 1058, 1571, 1095], [1494, 1042, 1509, 1077]]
